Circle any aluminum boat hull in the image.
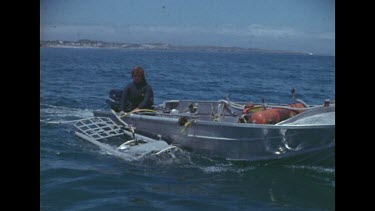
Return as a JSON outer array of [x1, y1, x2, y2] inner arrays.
[[94, 100, 335, 161]]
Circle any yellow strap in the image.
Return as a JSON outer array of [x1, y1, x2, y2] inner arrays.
[[180, 121, 192, 135]]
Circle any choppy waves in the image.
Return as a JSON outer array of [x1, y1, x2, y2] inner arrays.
[[40, 48, 335, 210]]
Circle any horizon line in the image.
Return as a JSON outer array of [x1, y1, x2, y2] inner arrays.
[[40, 39, 333, 56]]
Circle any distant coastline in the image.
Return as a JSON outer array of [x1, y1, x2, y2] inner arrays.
[[40, 39, 315, 55]]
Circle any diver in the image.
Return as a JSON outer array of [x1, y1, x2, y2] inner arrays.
[[120, 66, 154, 114]]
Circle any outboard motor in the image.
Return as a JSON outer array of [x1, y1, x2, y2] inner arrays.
[[106, 89, 123, 112]]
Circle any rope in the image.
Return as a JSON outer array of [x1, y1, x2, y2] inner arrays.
[[180, 121, 193, 135], [218, 99, 245, 110], [167, 119, 195, 146], [119, 109, 157, 117], [267, 105, 323, 111]]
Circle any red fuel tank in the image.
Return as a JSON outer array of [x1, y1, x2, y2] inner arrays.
[[241, 102, 306, 124], [247, 103, 305, 124], [248, 108, 292, 124]]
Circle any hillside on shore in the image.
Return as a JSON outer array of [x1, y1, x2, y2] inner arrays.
[[40, 39, 314, 55]]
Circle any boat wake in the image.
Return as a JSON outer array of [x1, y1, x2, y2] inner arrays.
[[40, 105, 192, 163], [198, 163, 256, 174], [40, 104, 94, 122], [286, 165, 334, 174]]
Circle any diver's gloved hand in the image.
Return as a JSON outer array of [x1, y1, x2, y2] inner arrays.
[[119, 111, 126, 116]]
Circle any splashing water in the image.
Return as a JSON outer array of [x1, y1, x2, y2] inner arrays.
[[40, 104, 94, 122]]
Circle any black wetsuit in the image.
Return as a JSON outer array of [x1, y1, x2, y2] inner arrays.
[[120, 80, 154, 112]]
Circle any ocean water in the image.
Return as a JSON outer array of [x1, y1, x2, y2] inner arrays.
[[40, 47, 335, 210]]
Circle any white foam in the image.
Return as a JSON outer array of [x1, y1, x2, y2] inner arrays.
[[200, 164, 255, 174], [40, 104, 94, 119], [285, 112, 335, 125], [287, 165, 335, 174]]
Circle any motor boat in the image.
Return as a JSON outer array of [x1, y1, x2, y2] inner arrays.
[[82, 89, 335, 161]]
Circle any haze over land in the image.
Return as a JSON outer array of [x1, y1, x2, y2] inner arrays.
[[41, 40, 324, 56]]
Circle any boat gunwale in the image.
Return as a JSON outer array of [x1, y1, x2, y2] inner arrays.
[[121, 112, 335, 129]]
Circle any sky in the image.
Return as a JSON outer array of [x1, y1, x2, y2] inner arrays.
[[40, 0, 335, 55]]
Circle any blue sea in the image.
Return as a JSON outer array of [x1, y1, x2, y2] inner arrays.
[[40, 47, 335, 210]]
